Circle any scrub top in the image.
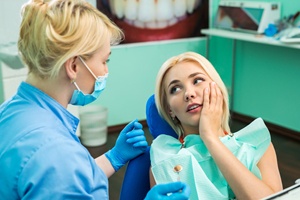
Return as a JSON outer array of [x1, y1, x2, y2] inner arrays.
[[150, 118, 270, 200], [0, 82, 108, 200]]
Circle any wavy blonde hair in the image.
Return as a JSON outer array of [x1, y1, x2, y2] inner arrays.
[[155, 52, 231, 138], [18, 0, 123, 79]]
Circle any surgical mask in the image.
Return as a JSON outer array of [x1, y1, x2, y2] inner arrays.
[[70, 56, 108, 106]]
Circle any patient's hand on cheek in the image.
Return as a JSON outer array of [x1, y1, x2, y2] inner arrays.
[[199, 82, 224, 141]]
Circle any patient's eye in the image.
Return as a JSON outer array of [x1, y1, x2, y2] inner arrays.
[[194, 77, 204, 85], [170, 85, 181, 94]]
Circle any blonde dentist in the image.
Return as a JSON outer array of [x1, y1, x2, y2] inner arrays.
[[0, 0, 190, 199]]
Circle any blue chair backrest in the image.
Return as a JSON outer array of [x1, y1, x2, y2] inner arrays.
[[119, 94, 177, 200], [145, 94, 177, 139]]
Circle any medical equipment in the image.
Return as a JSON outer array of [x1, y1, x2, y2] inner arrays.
[[279, 27, 300, 43], [262, 179, 300, 199], [174, 165, 183, 181], [214, 1, 281, 34]]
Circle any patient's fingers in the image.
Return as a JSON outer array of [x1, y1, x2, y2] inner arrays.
[[199, 82, 224, 138], [210, 82, 217, 106], [209, 82, 223, 112], [216, 84, 223, 110], [202, 87, 210, 110]]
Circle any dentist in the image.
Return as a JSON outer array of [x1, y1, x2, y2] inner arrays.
[[0, 0, 190, 199]]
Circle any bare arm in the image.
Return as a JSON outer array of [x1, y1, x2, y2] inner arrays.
[[200, 82, 282, 199], [95, 155, 115, 178], [204, 137, 282, 199]]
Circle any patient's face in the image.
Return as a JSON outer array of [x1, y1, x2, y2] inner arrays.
[[163, 61, 213, 134]]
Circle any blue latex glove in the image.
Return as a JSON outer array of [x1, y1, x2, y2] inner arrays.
[[265, 23, 278, 37], [145, 182, 190, 200], [105, 119, 148, 171]]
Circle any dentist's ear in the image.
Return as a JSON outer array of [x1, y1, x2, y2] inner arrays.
[[65, 56, 78, 81]]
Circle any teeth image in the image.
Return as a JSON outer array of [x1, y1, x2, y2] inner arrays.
[[186, 0, 196, 13], [156, 0, 174, 21], [108, 0, 115, 14], [195, 0, 203, 9], [138, 0, 156, 22], [173, 0, 187, 17], [112, 0, 125, 19], [124, 19, 134, 25], [156, 21, 168, 29], [173, 0, 186, 17], [124, 0, 138, 20], [169, 18, 178, 26], [134, 20, 145, 28], [145, 21, 157, 29]]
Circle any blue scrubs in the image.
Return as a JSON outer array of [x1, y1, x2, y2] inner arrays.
[[0, 82, 109, 199]]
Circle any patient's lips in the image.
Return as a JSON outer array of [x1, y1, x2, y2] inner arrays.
[[186, 103, 201, 112], [98, 0, 207, 43]]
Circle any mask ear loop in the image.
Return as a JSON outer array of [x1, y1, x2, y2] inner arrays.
[[78, 56, 98, 80], [72, 81, 81, 91], [71, 78, 81, 91]]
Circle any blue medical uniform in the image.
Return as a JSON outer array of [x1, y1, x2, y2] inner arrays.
[[0, 82, 109, 199]]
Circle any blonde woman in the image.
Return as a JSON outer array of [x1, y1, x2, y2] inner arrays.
[[0, 0, 189, 199], [150, 52, 282, 199]]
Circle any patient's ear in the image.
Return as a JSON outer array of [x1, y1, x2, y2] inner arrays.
[[169, 109, 176, 119]]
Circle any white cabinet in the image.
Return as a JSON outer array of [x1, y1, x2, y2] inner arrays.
[[0, 43, 81, 136]]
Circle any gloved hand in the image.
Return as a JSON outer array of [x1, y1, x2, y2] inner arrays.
[[145, 182, 190, 200], [105, 119, 148, 171]]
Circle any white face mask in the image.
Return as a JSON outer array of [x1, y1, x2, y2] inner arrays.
[[69, 56, 108, 106]]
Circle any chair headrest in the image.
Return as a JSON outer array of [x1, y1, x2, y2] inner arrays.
[[146, 94, 177, 139]]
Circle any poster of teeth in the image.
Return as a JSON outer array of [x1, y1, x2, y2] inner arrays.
[[97, 0, 209, 44]]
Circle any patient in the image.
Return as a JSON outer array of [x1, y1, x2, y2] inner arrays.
[[149, 52, 282, 199]]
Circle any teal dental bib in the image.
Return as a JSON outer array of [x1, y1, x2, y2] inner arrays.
[[150, 118, 270, 200]]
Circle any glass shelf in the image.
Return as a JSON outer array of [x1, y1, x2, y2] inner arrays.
[[201, 28, 300, 50]]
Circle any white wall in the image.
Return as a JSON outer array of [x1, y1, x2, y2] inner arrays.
[[0, 0, 96, 44]]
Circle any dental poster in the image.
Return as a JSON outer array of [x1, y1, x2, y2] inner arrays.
[[97, 0, 208, 44]]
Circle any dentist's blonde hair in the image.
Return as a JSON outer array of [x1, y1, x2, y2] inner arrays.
[[155, 52, 231, 138], [18, 0, 123, 79]]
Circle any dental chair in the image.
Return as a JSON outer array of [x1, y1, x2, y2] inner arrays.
[[119, 94, 177, 200]]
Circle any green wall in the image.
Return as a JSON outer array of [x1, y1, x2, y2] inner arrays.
[[92, 38, 207, 126], [208, 0, 300, 131], [233, 42, 300, 131], [1, 0, 299, 131]]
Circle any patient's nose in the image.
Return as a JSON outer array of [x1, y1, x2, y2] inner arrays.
[[184, 88, 196, 101]]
